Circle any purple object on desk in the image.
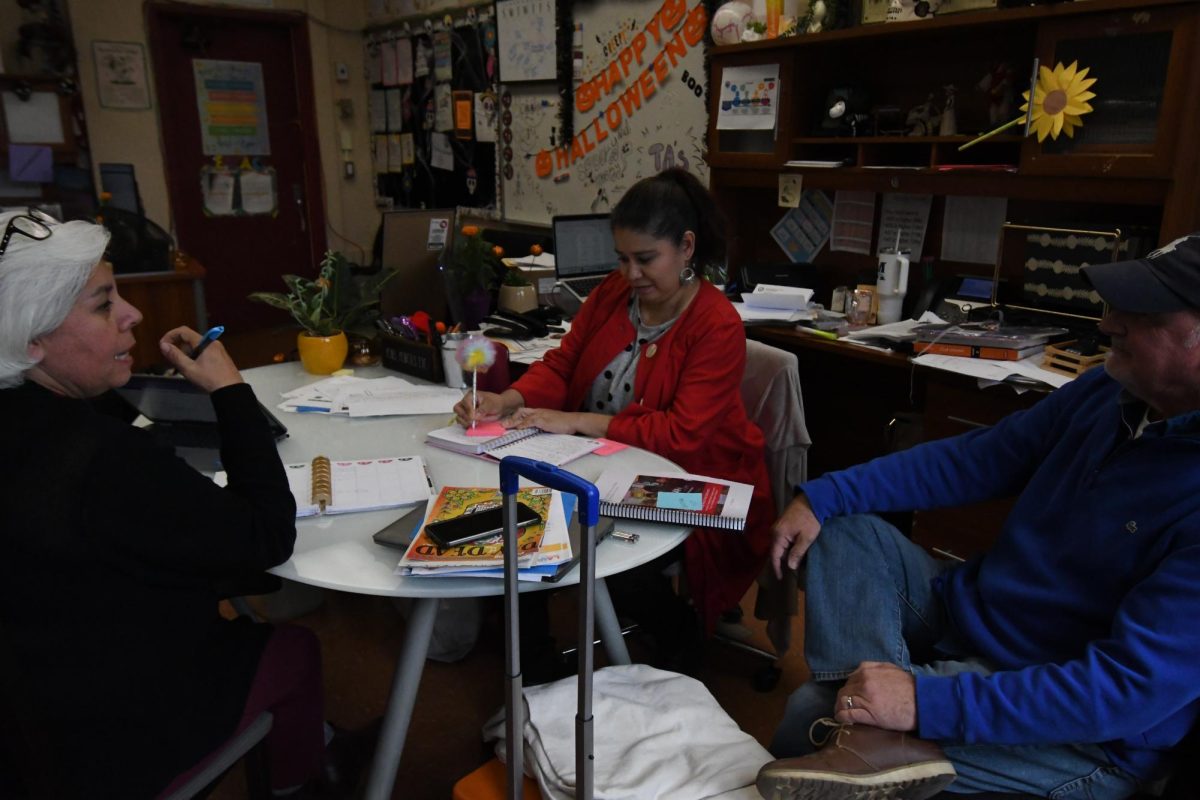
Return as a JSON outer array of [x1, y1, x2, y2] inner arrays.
[[8, 144, 54, 183]]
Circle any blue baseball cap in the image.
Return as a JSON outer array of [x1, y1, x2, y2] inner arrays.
[[1082, 233, 1200, 313]]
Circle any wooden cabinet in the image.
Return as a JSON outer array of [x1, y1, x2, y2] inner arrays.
[[707, 0, 1200, 293], [117, 255, 206, 372]]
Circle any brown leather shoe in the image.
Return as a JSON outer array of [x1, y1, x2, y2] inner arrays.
[[756, 720, 956, 800]]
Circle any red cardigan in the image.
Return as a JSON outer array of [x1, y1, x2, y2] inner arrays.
[[512, 273, 774, 631]]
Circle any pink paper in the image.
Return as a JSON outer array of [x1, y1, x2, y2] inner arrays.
[[593, 438, 629, 456], [466, 422, 507, 437]]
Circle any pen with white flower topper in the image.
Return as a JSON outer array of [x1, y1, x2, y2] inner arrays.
[[456, 334, 496, 429]]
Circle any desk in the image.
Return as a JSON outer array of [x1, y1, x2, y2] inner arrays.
[[745, 325, 1048, 556], [243, 363, 691, 800]]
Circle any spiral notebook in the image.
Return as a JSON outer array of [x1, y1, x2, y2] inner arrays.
[[424, 424, 602, 466], [284, 455, 435, 517], [594, 467, 754, 531]]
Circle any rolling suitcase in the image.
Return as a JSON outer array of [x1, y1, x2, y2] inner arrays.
[[453, 456, 600, 800]]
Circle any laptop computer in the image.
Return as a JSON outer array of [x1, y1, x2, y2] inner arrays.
[[552, 213, 618, 302], [115, 374, 288, 471]]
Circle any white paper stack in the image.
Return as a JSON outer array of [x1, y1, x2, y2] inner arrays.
[[277, 375, 463, 417]]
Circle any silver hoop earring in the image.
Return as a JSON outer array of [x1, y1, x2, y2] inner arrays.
[[679, 265, 697, 284]]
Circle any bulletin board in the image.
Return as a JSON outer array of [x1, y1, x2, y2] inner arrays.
[[501, 0, 711, 225], [366, 6, 499, 213]]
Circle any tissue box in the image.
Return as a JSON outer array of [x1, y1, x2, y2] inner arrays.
[[380, 333, 444, 383]]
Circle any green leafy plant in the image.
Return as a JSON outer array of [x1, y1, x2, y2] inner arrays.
[[248, 250, 397, 337], [450, 225, 503, 293]]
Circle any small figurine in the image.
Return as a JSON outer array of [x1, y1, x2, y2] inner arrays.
[[938, 84, 957, 136], [906, 94, 941, 137], [978, 62, 1016, 127], [806, 0, 827, 33]]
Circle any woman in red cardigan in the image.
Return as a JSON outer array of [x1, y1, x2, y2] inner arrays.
[[454, 169, 773, 661]]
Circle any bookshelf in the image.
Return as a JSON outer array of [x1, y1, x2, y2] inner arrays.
[[706, 0, 1200, 292]]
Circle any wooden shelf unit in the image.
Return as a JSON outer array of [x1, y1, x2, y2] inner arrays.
[[707, 0, 1200, 289]]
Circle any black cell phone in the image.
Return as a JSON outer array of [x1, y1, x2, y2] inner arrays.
[[423, 502, 542, 549], [372, 502, 429, 550]]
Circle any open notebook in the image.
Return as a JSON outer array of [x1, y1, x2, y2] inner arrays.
[[424, 424, 602, 467], [283, 455, 435, 517]]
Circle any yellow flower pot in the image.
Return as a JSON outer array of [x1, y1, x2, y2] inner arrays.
[[498, 284, 538, 315], [297, 331, 348, 375]]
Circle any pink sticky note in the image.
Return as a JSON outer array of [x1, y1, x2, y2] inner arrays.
[[593, 438, 629, 456], [466, 421, 507, 437]]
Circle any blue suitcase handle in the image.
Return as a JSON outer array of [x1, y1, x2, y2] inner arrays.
[[499, 456, 600, 526]]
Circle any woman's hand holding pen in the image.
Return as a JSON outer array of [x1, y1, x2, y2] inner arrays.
[[159, 326, 243, 393], [453, 389, 521, 428]]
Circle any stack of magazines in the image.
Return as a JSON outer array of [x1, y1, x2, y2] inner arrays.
[[395, 486, 576, 581]]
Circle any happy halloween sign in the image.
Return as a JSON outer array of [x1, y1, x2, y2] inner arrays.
[[534, 0, 708, 180]]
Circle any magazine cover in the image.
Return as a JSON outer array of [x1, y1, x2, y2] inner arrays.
[[398, 486, 553, 568], [619, 475, 729, 514]]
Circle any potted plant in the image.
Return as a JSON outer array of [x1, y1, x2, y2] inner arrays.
[[497, 244, 540, 314], [447, 225, 503, 328], [249, 250, 397, 374]]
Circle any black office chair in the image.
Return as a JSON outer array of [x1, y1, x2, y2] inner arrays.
[[161, 711, 274, 800]]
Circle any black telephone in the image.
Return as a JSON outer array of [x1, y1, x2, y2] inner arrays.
[[482, 309, 550, 339]]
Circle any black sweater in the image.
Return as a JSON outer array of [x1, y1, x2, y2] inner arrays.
[[0, 381, 296, 798]]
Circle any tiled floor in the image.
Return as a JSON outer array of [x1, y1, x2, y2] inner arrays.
[[211, 583, 808, 799]]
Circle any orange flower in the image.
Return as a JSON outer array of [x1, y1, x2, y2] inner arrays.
[[315, 277, 331, 289], [530, 244, 543, 256], [461, 225, 480, 237], [492, 245, 505, 258]]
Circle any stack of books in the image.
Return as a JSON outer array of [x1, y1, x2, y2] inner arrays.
[[395, 486, 577, 580], [911, 323, 1069, 362]]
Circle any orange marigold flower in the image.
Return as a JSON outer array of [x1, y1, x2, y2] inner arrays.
[[492, 245, 505, 257], [315, 277, 331, 289], [530, 244, 543, 256], [461, 225, 480, 237]]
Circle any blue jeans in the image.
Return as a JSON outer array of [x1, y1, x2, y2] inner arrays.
[[771, 514, 1143, 800]]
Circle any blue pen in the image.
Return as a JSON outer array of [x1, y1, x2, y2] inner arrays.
[[191, 325, 225, 359]]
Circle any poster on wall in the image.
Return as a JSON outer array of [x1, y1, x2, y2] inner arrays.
[[496, 0, 557, 82], [193, 59, 271, 156], [92, 41, 151, 110], [501, 0, 710, 225]]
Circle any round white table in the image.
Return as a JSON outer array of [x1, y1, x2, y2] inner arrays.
[[244, 363, 690, 800]]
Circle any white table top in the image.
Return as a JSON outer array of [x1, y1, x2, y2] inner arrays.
[[244, 362, 690, 599]]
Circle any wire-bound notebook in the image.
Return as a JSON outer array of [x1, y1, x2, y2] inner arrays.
[[594, 467, 754, 531], [284, 455, 435, 517], [424, 424, 601, 466]]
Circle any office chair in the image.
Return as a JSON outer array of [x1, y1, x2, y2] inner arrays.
[[160, 711, 273, 800], [714, 339, 811, 690]]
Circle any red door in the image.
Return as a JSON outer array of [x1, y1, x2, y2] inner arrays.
[[148, 3, 326, 329]]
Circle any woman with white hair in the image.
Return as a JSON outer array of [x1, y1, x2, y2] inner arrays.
[[0, 210, 346, 798]]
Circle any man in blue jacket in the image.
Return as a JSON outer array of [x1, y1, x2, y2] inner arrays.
[[757, 234, 1200, 800]]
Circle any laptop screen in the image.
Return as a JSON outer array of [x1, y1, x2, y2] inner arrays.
[[552, 214, 617, 279]]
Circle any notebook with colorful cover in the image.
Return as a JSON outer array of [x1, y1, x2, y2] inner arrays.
[[396, 486, 559, 570], [594, 468, 754, 531]]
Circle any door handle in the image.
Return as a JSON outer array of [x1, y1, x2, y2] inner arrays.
[[292, 183, 306, 233]]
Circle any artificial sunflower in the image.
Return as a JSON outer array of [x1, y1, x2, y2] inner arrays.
[[959, 60, 1098, 151], [1021, 61, 1097, 142]]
